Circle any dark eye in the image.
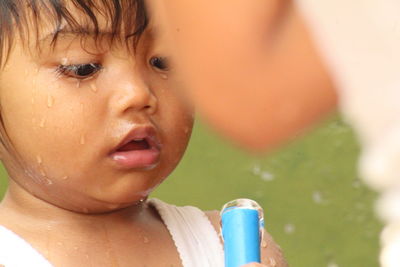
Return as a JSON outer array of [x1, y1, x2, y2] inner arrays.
[[56, 63, 102, 80], [149, 57, 169, 71]]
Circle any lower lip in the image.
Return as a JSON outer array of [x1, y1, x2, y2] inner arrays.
[[110, 148, 160, 169]]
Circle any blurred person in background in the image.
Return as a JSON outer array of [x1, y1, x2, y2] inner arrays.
[[148, 0, 400, 266]]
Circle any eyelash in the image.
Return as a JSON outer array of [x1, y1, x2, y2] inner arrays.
[[55, 57, 167, 81], [149, 57, 169, 71], [56, 63, 103, 80]]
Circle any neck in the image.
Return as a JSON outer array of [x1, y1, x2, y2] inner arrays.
[[0, 180, 152, 234]]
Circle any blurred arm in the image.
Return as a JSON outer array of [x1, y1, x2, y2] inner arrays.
[[147, 0, 336, 152]]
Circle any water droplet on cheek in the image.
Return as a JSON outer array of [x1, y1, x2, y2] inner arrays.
[[39, 168, 47, 177], [39, 118, 46, 128], [76, 80, 81, 88], [45, 179, 53, 185], [143, 236, 150, 244], [80, 135, 86, 145], [90, 83, 98, 92], [160, 74, 168, 80], [61, 58, 68, 65], [62, 176, 69, 180], [36, 155, 43, 164], [47, 95, 54, 108]]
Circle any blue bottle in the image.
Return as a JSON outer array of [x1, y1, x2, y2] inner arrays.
[[221, 199, 264, 267]]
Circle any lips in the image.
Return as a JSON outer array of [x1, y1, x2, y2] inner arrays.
[[110, 126, 161, 169]]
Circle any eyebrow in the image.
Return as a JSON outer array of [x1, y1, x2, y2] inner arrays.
[[39, 27, 116, 45]]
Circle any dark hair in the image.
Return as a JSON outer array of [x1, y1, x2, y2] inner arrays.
[[0, 0, 148, 66]]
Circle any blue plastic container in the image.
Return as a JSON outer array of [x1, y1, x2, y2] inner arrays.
[[221, 199, 264, 267]]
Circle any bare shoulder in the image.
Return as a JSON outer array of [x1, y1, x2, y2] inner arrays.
[[260, 231, 288, 267], [205, 210, 288, 267]]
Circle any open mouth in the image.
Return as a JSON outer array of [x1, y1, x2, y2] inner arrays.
[[110, 126, 161, 169], [117, 138, 151, 152]]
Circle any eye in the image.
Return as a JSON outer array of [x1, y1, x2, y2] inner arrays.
[[56, 63, 103, 80], [149, 57, 169, 71]]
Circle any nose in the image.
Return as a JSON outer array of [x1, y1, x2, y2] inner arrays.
[[112, 67, 157, 115]]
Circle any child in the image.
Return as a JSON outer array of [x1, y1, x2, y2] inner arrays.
[[0, 1, 286, 266]]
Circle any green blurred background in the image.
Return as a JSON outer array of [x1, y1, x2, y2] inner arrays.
[[0, 116, 381, 267]]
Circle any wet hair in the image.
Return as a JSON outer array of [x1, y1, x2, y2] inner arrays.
[[0, 0, 148, 66]]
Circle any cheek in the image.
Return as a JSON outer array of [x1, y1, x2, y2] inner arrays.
[[157, 93, 194, 163], [0, 71, 102, 175]]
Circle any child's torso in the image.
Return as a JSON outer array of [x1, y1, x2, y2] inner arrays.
[[0, 199, 224, 267]]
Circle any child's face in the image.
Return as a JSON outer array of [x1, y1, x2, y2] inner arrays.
[[0, 22, 194, 213]]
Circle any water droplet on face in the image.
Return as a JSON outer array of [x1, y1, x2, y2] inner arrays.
[[62, 176, 69, 180], [47, 95, 54, 108], [45, 179, 53, 185], [143, 236, 150, 244], [61, 58, 68, 65], [80, 135, 85, 145], [160, 73, 168, 80], [260, 171, 274, 182], [36, 155, 43, 164], [39, 117, 46, 128], [284, 223, 295, 234], [90, 83, 98, 92], [76, 80, 81, 88], [39, 168, 47, 177]]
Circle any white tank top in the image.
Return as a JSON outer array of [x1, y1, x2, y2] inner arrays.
[[149, 198, 224, 267], [0, 199, 224, 267]]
